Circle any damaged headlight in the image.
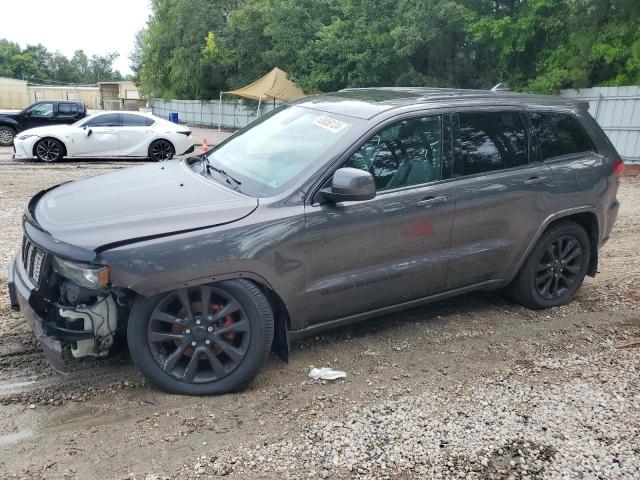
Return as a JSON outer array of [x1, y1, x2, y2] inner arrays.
[[17, 134, 38, 140], [52, 257, 110, 288]]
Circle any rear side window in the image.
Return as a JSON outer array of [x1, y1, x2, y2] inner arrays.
[[85, 113, 121, 127], [458, 111, 528, 175], [528, 112, 594, 159], [122, 113, 155, 127], [59, 103, 79, 116]]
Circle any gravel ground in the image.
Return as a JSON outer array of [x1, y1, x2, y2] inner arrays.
[[0, 144, 638, 479]]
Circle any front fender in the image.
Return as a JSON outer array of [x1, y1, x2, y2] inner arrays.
[[0, 116, 20, 129]]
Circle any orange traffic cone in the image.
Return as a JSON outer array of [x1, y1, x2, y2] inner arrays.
[[202, 137, 209, 153]]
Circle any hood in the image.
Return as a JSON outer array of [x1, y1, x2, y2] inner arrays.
[[34, 160, 258, 250], [0, 111, 20, 120]]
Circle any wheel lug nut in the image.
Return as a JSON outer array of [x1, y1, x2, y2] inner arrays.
[[191, 341, 197, 346], [207, 326, 213, 332], [185, 329, 191, 334], [205, 339, 211, 345]]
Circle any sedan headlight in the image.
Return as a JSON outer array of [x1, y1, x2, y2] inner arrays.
[[17, 134, 38, 140], [52, 257, 110, 288]]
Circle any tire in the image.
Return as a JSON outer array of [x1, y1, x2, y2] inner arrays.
[[127, 280, 274, 395], [509, 220, 591, 310], [0, 126, 16, 146], [148, 139, 175, 161], [34, 138, 65, 162]]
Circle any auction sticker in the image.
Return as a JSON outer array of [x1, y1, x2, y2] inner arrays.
[[313, 115, 347, 133]]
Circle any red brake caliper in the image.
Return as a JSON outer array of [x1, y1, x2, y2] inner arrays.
[[212, 304, 236, 342]]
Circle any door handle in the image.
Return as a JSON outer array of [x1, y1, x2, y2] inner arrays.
[[416, 195, 447, 207], [524, 176, 547, 185]]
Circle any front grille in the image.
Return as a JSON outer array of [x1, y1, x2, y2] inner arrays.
[[22, 236, 47, 284]]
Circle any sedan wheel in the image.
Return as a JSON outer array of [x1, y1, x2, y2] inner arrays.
[[35, 138, 64, 162], [149, 139, 174, 161], [0, 126, 16, 146], [128, 280, 274, 395]]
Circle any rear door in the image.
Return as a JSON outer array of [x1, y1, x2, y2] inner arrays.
[[302, 113, 457, 325], [118, 113, 157, 156], [57, 103, 82, 125], [446, 109, 557, 289], [70, 113, 121, 157]]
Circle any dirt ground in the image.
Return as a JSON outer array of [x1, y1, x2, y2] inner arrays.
[[0, 145, 638, 479]]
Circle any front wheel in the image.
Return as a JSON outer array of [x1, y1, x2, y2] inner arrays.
[[35, 138, 64, 162], [0, 126, 16, 146], [148, 139, 174, 161], [127, 280, 274, 395], [509, 220, 591, 310]]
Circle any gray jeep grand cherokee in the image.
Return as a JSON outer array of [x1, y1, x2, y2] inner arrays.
[[8, 88, 623, 395]]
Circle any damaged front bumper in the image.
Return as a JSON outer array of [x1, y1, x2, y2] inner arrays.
[[8, 253, 69, 373], [8, 245, 118, 373]]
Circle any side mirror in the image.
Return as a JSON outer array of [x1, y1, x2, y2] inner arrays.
[[319, 167, 376, 203], [84, 127, 92, 137]]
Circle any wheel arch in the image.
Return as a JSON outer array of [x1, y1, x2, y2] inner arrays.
[[509, 207, 600, 284], [33, 136, 68, 157], [148, 137, 175, 155], [128, 270, 292, 363]]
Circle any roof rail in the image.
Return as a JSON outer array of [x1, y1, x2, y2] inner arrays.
[[491, 83, 510, 92]]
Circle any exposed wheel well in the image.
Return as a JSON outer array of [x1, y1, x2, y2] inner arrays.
[[547, 212, 599, 277], [246, 280, 291, 363], [149, 138, 175, 153], [33, 137, 67, 157]]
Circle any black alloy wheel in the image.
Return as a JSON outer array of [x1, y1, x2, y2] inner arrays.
[[128, 279, 274, 395], [509, 220, 590, 310], [35, 138, 64, 162], [148, 286, 251, 383], [149, 139, 174, 161], [534, 236, 582, 300]]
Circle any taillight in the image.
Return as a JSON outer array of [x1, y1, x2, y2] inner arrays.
[[613, 158, 624, 178]]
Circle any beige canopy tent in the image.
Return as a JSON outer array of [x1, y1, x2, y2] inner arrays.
[[218, 67, 305, 130]]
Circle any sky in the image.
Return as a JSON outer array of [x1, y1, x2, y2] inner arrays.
[[3, 0, 151, 75]]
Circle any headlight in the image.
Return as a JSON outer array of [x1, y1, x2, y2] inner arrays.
[[52, 257, 110, 288], [17, 134, 38, 141]]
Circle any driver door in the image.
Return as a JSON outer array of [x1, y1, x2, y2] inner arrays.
[[301, 114, 457, 325], [22, 102, 56, 129], [70, 113, 121, 157]]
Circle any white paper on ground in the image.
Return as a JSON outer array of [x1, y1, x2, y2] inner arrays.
[[308, 367, 347, 380]]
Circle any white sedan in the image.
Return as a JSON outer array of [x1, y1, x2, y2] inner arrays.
[[13, 111, 194, 162]]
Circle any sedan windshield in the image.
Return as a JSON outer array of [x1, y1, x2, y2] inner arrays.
[[205, 106, 361, 197]]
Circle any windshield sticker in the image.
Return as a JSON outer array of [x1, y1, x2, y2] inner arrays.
[[313, 115, 347, 133]]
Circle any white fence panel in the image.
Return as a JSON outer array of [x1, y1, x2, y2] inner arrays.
[[560, 86, 640, 163], [149, 98, 280, 130]]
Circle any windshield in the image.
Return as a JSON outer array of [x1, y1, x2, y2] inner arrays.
[[205, 106, 361, 197]]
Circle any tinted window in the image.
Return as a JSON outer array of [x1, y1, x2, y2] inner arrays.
[[528, 112, 594, 159], [458, 112, 528, 175], [122, 113, 154, 127], [85, 114, 121, 127], [29, 103, 54, 118], [59, 103, 79, 116], [344, 115, 442, 191]]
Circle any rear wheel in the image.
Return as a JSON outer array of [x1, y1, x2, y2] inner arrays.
[[35, 138, 64, 162], [127, 280, 274, 395], [509, 220, 590, 309], [148, 139, 174, 161], [0, 126, 16, 146]]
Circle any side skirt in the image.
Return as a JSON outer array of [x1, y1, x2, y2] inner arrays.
[[287, 279, 504, 342]]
